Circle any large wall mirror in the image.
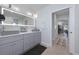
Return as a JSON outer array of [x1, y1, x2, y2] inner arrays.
[[0, 7, 35, 32], [2, 8, 34, 26]]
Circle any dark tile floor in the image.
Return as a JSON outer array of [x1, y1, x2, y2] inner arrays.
[[22, 44, 46, 55]]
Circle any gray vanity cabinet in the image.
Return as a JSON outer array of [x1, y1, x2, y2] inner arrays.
[[0, 34, 24, 55], [33, 32, 41, 45], [23, 32, 41, 52], [0, 32, 41, 55], [23, 33, 34, 51]]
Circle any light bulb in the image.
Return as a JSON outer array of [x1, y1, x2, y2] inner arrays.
[[33, 13, 38, 19], [26, 12, 32, 16], [12, 6, 20, 11], [2, 21, 4, 24], [13, 23, 16, 25]]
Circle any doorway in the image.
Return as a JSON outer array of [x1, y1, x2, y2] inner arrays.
[[52, 8, 69, 51]]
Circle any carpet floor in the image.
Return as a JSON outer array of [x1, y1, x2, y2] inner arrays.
[[23, 44, 46, 55]]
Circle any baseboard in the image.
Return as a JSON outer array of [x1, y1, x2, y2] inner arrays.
[[69, 51, 79, 55], [73, 52, 79, 55], [40, 42, 50, 48]]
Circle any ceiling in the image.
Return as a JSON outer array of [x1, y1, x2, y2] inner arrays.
[[12, 4, 49, 13], [56, 8, 69, 16]]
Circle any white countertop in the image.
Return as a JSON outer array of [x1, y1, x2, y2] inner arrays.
[[0, 31, 40, 38]]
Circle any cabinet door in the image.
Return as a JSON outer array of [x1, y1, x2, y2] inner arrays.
[[11, 40, 24, 55], [33, 32, 41, 45], [0, 46, 10, 55], [12, 40, 24, 55], [0, 39, 23, 55], [0, 42, 15, 55], [24, 33, 34, 51], [23, 32, 41, 52]]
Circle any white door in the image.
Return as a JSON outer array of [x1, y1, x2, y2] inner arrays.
[[69, 7, 75, 54]]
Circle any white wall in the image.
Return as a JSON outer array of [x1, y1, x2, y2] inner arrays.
[[36, 4, 75, 49], [74, 5, 79, 54]]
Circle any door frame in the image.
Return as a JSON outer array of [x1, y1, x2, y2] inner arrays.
[[51, 7, 75, 54]]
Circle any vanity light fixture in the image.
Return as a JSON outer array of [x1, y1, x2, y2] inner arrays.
[[33, 13, 38, 19], [1, 21, 4, 25], [33, 13, 38, 28], [26, 12, 32, 16]]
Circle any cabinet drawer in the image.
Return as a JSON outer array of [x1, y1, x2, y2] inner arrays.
[[0, 34, 23, 45]]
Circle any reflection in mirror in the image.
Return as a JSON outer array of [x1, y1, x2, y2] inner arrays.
[[0, 8, 35, 33], [3, 8, 34, 25]]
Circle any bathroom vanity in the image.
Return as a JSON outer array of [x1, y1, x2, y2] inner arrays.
[[0, 31, 41, 55], [0, 7, 41, 55]]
